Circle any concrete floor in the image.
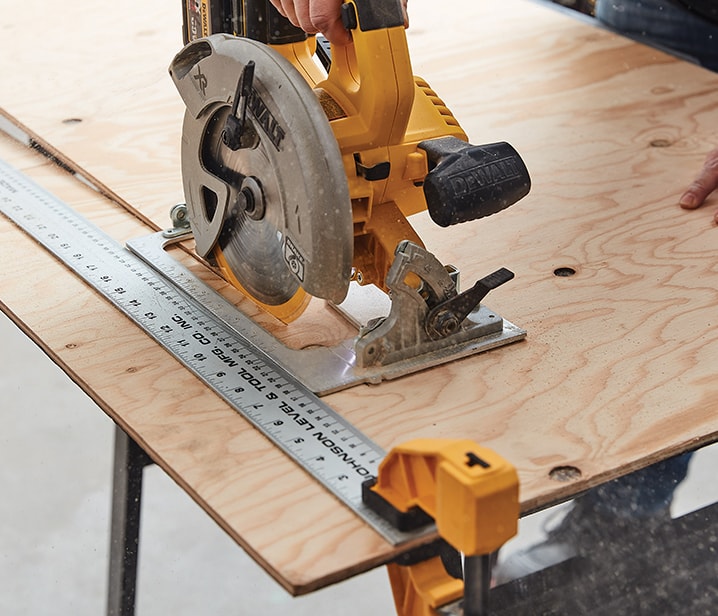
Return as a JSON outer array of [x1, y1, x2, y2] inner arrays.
[[1, 310, 717, 615], [0, 312, 393, 615]]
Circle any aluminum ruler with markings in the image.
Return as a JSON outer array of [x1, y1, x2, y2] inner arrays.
[[0, 158, 432, 546]]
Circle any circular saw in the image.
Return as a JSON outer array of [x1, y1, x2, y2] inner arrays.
[[170, 0, 531, 323], [170, 34, 352, 321]]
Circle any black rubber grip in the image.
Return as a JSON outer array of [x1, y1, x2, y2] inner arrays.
[[419, 137, 531, 227]]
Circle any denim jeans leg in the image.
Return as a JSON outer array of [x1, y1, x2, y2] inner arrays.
[[581, 451, 694, 519], [595, 0, 718, 71]]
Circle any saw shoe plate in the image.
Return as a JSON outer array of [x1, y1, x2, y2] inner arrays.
[[169, 34, 353, 320]]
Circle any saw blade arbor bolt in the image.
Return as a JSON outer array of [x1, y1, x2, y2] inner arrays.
[[237, 176, 265, 221]]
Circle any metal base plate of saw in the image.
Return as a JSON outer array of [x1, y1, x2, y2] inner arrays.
[[128, 226, 526, 396]]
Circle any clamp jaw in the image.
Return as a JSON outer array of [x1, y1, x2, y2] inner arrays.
[[363, 439, 519, 616]]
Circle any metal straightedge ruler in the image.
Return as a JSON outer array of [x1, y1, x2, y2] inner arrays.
[[0, 158, 433, 546]]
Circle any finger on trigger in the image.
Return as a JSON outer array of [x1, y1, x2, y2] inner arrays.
[[309, 0, 350, 44], [322, 17, 352, 45], [293, 0, 319, 34]]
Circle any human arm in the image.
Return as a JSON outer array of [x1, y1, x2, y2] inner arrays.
[[679, 147, 718, 224]]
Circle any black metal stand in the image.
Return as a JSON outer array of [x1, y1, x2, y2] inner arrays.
[[107, 425, 153, 616]]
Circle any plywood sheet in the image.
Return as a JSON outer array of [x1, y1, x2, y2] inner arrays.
[[1, 0, 717, 595]]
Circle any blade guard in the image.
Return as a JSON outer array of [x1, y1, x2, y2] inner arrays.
[[169, 35, 354, 305]]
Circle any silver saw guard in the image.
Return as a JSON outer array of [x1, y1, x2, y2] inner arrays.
[[169, 34, 353, 305]]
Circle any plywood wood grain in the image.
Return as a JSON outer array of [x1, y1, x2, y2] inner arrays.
[[1, 0, 717, 595]]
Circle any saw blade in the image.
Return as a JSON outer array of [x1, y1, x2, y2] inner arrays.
[[170, 34, 353, 319]]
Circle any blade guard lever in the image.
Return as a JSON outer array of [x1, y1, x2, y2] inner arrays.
[[419, 137, 531, 228]]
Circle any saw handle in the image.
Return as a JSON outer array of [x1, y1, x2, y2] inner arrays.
[[419, 137, 532, 227], [318, 0, 416, 151], [181, 0, 416, 154]]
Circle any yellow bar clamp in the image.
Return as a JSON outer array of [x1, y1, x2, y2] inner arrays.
[[365, 439, 519, 616]]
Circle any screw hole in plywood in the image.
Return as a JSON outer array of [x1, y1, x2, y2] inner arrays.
[[553, 266, 576, 277], [549, 465, 582, 482]]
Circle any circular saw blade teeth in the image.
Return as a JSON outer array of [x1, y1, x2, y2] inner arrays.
[[170, 34, 353, 316]]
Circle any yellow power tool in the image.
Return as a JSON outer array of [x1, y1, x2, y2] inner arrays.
[[171, 0, 530, 328]]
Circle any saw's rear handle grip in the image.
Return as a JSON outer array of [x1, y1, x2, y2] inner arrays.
[[419, 137, 532, 227]]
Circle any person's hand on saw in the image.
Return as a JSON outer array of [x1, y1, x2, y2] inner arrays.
[[269, 0, 409, 46], [679, 147, 718, 224]]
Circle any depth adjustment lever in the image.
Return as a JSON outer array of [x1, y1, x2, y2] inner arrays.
[[426, 267, 515, 340], [419, 136, 531, 227]]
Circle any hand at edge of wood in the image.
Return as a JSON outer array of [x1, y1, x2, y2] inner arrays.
[[679, 147, 718, 224]]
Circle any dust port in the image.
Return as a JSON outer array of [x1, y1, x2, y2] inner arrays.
[[549, 465, 582, 482]]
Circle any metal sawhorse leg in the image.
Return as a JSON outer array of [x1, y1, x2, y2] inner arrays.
[[107, 425, 153, 616]]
